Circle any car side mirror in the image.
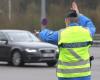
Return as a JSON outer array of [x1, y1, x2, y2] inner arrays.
[[0, 39, 8, 45]]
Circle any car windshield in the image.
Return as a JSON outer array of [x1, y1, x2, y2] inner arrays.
[[6, 31, 40, 42]]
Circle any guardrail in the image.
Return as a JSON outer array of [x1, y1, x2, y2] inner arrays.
[[93, 34, 100, 40], [93, 34, 100, 47]]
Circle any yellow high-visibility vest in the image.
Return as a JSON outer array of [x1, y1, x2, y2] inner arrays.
[[57, 26, 92, 78]]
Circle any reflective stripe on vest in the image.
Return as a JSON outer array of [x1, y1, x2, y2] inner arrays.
[[67, 49, 83, 61], [58, 60, 89, 66], [59, 41, 93, 48], [57, 71, 91, 78], [57, 67, 90, 74]]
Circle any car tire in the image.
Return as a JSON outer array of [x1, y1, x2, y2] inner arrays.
[[47, 61, 57, 67], [11, 51, 24, 66]]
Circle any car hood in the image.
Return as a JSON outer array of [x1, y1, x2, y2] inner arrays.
[[11, 41, 58, 49]]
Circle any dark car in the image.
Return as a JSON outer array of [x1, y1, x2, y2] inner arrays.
[[0, 30, 58, 66]]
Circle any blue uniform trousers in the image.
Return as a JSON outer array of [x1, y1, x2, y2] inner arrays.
[[58, 76, 91, 80]]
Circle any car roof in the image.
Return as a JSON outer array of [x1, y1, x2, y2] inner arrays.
[[0, 29, 29, 33]]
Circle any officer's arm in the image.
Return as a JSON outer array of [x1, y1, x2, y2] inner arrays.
[[85, 20, 96, 36], [71, 1, 96, 36], [78, 14, 96, 36], [39, 29, 58, 45]]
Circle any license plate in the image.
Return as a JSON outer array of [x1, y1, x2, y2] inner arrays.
[[43, 53, 54, 57]]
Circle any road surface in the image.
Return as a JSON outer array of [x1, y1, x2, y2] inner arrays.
[[0, 47, 99, 80]]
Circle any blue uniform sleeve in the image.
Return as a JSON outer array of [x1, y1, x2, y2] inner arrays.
[[39, 29, 58, 45], [78, 14, 96, 36]]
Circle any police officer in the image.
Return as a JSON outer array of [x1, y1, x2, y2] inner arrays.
[[39, 9, 94, 80], [57, 20, 93, 80]]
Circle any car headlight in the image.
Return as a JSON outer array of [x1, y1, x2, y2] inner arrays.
[[25, 49, 37, 53], [56, 49, 59, 52]]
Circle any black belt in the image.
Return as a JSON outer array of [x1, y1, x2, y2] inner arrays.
[[59, 41, 93, 48]]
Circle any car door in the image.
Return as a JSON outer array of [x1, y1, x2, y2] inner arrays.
[[0, 32, 10, 60]]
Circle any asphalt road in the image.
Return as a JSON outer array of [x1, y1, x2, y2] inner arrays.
[[0, 47, 99, 80], [90, 47, 100, 80]]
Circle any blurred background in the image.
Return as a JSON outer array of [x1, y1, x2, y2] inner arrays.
[[0, 0, 99, 33]]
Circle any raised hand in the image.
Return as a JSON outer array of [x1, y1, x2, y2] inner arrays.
[[71, 1, 79, 14]]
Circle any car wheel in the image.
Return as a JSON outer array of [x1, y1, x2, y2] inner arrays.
[[47, 61, 57, 67], [11, 51, 24, 66]]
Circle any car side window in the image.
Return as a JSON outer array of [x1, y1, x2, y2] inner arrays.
[[0, 32, 7, 40], [0, 32, 8, 45]]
